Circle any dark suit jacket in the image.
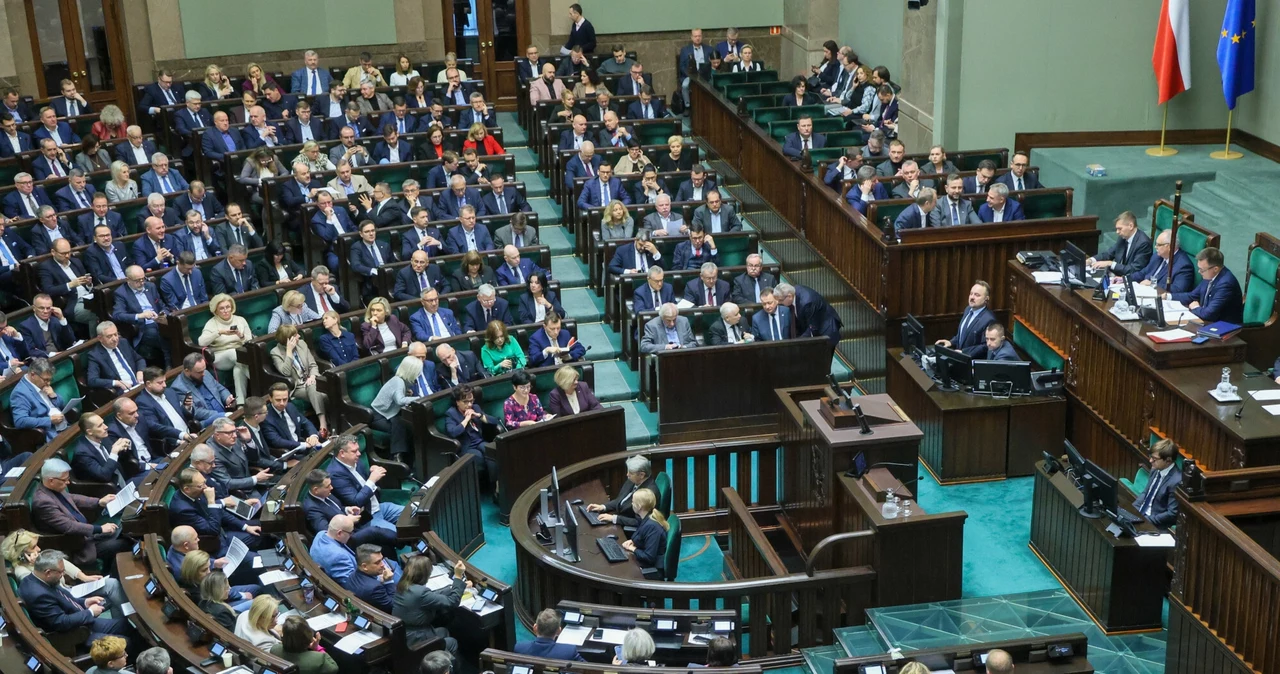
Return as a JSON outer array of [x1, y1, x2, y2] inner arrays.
[[134, 206, 182, 232], [462, 298, 513, 332], [284, 117, 329, 143], [200, 128, 240, 164], [240, 123, 286, 149], [442, 224, 495, 254], [433, 188, 487, 220], [683, 278, 730, 307], [527, 327, 586, 368], [359, 316, 411, 355], [114, 139, 158, 165], [1094, 229, 1153, 277], [995, 171, 1044, 191], [1172, 267, 1245, 324], [159, 268, 209, 309], [36, 257, 90, 302], [608, 243, 662, 276], [393, 264, 444, 302], [172, 228, 224, 259], [75, 211, 126, 241], [632, 282, 674, 313], [29, 221, 83, 255], [436, 350, 484, 389], [0, 131, 32, 158], [207, 259, 260, 295], [32, 122, 80, 147], [2, 187, 53, 219], [349, 239, 395, 281], [327, 115, 374, 139], [30, 156, 74, 182], [49, 96, 93, 118], [517, 291, 566, 324], [135, 389, 197, 439], [372, 140, 414, 164], [173, 107, 214, 139], [20, 573, 96, 633], [482, 189, 530, 215], [85, 341, 144, 390], [729, 272, 777, 304], [672, 241, 717, 270], [964, 339, 1019, 362], [168, 489, 238, 547], [893, 203, 928, 235], [626, 99, 667, 120], [410, 307, 462, 341], [707, 319, 754, 346], [262, 402, 317, 448], [71, 437, 128, 485], [138, 82, 186, 115], [792, 284, 843, 344], [578, 177, 629, 210], [613, 73, 653, 97], [1128, 249, 1196, 295], [53, 185, 97, 213], [18, 315, 75, 357], [948, 306, 996, 351], [676, 178, 718, 203], [495, 258, 545, 287], [514, 637, 585, 662], [1136, 467, 1182, 528], [604, 475, 657, 527], [111, 282, 168, 346], [30, 485, 104, 568], [457, 107, 497, 129], [342, 568, 394, 614], [546, 382, 602, 417], [174, 192, 226, 219], [782, 132, 827, 159], [961, 176, 994, 195], [563, 153, 603, 189], [977, 200, 1025, 223]]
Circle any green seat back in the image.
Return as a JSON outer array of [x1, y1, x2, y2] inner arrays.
[[958, 151, 1006, 170], [1175, 226, 1209, 258], [654, 472, 672, 517], [0, 386, 13, 416], [1243, 244, 1280, 326], [186, 308, 213, 344], [369, 163, 414, 188], [868, 202, 908, 234], [663, 514, 682, 581], [741, 95, 783, 113], [752, 108, 793, 127], [806, 147, 846, 169], [345, 361, 385, 408], [161, 484, 176, 506], [822, 131, 865, 148], [116, 202, 148, 235], [238, 293, 282, 338], [0, 161, 19, 187], [714, 235, 757, 267], [722, 82, 761, 101], [635, 122, 680, 147], [431, 396, 454, 436], [747, 70, 779, 84], [1011, 319, 1064, 371], [757, 81, 792, 96], [1153, 202, 1176, 236], [90, 173, 111, 193], [1020, 192, 1068, 220], [712, 72, 749, 93], [52, 357, 79, 403]]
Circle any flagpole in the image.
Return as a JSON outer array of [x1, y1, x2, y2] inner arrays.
[[1147, 103, 1178, 156], [1211, 109, 1244, 159]]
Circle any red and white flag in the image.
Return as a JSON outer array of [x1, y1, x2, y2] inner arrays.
[[1153, 0, 1192, 104]]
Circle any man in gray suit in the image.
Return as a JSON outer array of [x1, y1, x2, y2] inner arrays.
[[889, 161, 937, 200], [640, 303, 698, 353], [205, 417, 277, 500], [690, 190, 741, 234], [929, 173, 982, 227], [642, 194, 684, 236], [494, 212, 539, 249], [730, 254, 777, 304]]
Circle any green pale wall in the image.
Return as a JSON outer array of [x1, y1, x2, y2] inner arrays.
[[838, 0, 904, 81], [1234, 4, 1279, 145], [951, 0, 1245, 150], [179, 0, 398, 59], [576, 0, 782, 34]]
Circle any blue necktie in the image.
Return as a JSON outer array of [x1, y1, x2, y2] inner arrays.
[[114, 349, 136, 386], [310, 70, 320, 95], [0, 238, 15, 266]]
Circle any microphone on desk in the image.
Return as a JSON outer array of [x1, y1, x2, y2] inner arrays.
[[853, 404, 872, 435], [1235, 403, 1246, 420]]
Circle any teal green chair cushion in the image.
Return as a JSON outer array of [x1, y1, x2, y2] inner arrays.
[[1021, 192, 1068, 220], [654, 472, 672, 517], [1244, 245, 1280, 326], [663, 514, 682, 581], [1175, 226, 1209, 258], [1012, 320, 1065, 371], [346, 362, 385, 408]]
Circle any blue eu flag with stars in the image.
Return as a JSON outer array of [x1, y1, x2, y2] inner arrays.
[[1217, 0, 1256, 109]]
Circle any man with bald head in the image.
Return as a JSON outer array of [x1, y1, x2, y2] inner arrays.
[[433, 174, 486, 220], [434, 342, 484, 389], [1129, 228, 1196, 294], [496, 244, 546, 286], [38, 237, 97, 333], [132, 216, 177, 271], [242, 106, 281, 149], [167, 524, 263, 594], [200, 112, 240, 175], [115, 125, 156, 166], [107, 397, 159, 464], [394, 249, 444, 301], [564, 138, 602, 191]]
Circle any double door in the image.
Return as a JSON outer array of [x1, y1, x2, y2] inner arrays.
[[25, 0, 130, 110], [442, 0, 528, 110]]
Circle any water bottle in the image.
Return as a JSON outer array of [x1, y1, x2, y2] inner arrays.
[[880, 488, 900, 519]]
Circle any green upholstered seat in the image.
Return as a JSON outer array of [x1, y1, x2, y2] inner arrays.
[[757, 81, 792, 96], [238, 293, 281, 338], [186, 308, 213, 345], [654, 472, 672, 517], [752, 107, 794, 126], [868, 202, 908, 234], [1153, 201, 1176, 236], [52, 357, 80, 404], [634, 121, 681, 147], [741, 94, 783, 113], [722, 82, 762, 101], [1175, 226, 1209, 258], [344, 361, 386, 411], [1020, 191, 1068, 220], [712, 72, 749, 93], [821, 131, 865, 148], [663, 514, 682, 581], [958, 150, 1007, 170], [1243, 244, 1279, 327], [746, 70, 779, 84], [1011, 320, 1065, 371], [713, 235, 758, 267], [116, 201, 149, 235]]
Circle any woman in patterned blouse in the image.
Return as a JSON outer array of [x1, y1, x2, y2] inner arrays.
[[502, 369, 551, 428]]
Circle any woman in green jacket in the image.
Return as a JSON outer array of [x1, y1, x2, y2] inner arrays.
[[270, 616, 338, 674], [481, 320, 526, 375]]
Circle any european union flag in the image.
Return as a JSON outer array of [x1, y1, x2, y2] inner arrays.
[[1217, 0, 1256, 109]]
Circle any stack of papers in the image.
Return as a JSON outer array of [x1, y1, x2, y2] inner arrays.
[[1135, 533, 1176, 548], [1148, 329, 1196, 343], [259, 569, 297, 584], [1262, 404, 1280, 417], [1249, 390, 1280, 401], [556, 625, 592, 646], [306, 612, 346, 630], [1032, 271, 1062, 284], [106, 482, 140, 517], [69, 578, 107, 598], [333, 630, 380, 654]]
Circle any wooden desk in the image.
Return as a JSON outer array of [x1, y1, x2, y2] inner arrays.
[[555, 600, 739, 666], [781, 393, 923, 489], [495, 407, 627, 520], [1010, 262, 1280, 476], [886, 347, 1066, 484], [1028, 463, 1167, 632], [526, 480, 647, 581]]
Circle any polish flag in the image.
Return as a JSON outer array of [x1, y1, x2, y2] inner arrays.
[[1152, 0, 1192, 104]]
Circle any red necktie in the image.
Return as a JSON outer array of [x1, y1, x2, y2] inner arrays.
[[706, 288, 713, 305]]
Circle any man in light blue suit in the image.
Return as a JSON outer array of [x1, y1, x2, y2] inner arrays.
[[409, 288, 462, 341], [159, 252, 209, 310], [291, 51, 334, 98], [309, 514, 401, 584], [11, 359, 68, 441], [751, 289, 793, 341], [167, 352, 233, 423], [139, 153, 189, 197], [327, 435, 404, 533]]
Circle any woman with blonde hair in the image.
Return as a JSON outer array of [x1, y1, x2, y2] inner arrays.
[[481, 319, 525, 374], [270, 323, 329, 434], [613, 627, 657, 665], [546, 365, 601, 416], [91, 105, 128, 141], [1, 529, 127, 606], [198, 293, 252, 403], [179, 549, 212, 589], [199, 570, 238, 630], [389, 54, 421, 87], [200, 64, 234, 100], [600, 199, 635, 240], [463, 122, 505, 156], [268, 289, 322, 333], [242, 62, 277, 93], [621, 488, 669, 578], [235, 594, 283, 649], [86, 636, 129, 674], [436, 52, 468, 82], [658, 135, 693, 172], [294, 141, 336, 173], [360, 296, 411, 355], [104, 160, 138, 203]]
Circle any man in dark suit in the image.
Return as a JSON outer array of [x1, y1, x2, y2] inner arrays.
[[172, 211, 223, 261], [159, 252, 209, 310], [138, 71, 185, 116], [32, 108, 81, 148], [633, 267, 675, 314], [393, 251, 444, 302], [0, 220, 31, 289], [527, 314, 586, 369], [929, 174, 982, 227], [676, 167, 717, 203], [355, 182, 404, 228], [169, 352, 234, 420], [132, 216, 177, 271], [859, 85, 898, 138], [995, 152, 1044, 192], [301, 272, 350, 314], [309, 191, 356, 272], [962, 322, 1019, 362], [327, 434, 404, 532], [279, 163, 328, 214], [21, 548, 133, 644], [53, 170, 97, 212], [134, 194, 182, 232], [516, 609, 587, 661], [977, 184, 1025, 223], [495, 245, 546, 286], [112, 266, 171, 366], [483, 175, 531, 215], [672, 223, 718, 270], [731, 254, 778, 304], [584, 91, 616, 125], [517, 45, 552, 82], [557, 46, 591, 77], [258, 82, 297, 121], [31, 139, 73, 180], [614, 63, 653, 97], [410, 288, 462, 341], [1, 91, 34, 124], [262, 383, 322, 452], [1169, 247, 1245, 324], [29, 207, 83, 255], [462, 285, 514, 332], [84, 321, 144, 395], [775, 282, 843, 345], [200, 112, 241, 169], [752, 288, 794, 341], [433, 176, 487, 220], [585, 454, 656, 526], [36, 240, 95, 330], [783, 116, 827, 160], [1135, 439, 1181, 528], [76, 193, 126, 241], [115, 126, 157, 166], [401, 207, 444, 259], [241, 105, 286, 149], [213, 203, 264, 251], [107, 398, 162, 467], [439, 68, 476, 107], [1087, 212, 1153, 278], [30, 458, 128, 571], [349, 221, 395, 302], [457, 92, 496, 129], [435, 342, 484, 389], [172, 91, 213, 146], [328, 103, 374, 140], [20, 295, 76, 357], [169, 467, 262, 552], [625, 87, 667, 120], [0, 112, 33, 158], [563, 142, 602, 191], [208, 244, 260, 296], [205, 418, 273, 498], [558, 114, 591, 152], [684, 262, 730, 307], [609, 232, 663, 276], [49, 80, 93, 118], [443, 208, 496, 255], [1129, 230, 1196, 294], [301, 470, 396, 548], [285, 100, 328, 143], [691, 190, 742, 234], [936, 280, 997, 352], [893, 190, 939, 236], [962, 160, 998, 196], [135, 367, 200, 443], [707, 302, 755, 345], [578, 163, 629, 211], [71, 413, 136, 487], [174, 181, 225, 220], [342, 544, 398, 613], [378, 102, 418, 138], [3, 172, 53, 219]]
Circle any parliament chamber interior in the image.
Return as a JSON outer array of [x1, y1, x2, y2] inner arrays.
[[0, 0, 1278, 672]]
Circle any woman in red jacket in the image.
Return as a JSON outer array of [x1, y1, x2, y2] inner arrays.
[[462, 122, 505, 156]]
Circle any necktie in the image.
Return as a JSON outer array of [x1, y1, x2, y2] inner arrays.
[[497, 193, 507, 214], [182, 274, 194, 305], [369, 243, 383, 265], [1015, 177, 1024, 192], [318, 292, 330, 312], [74, 191, 88, 208], [511, 265, 524, 284], [160, 175, 171, 193], [419, 272, 428, 291], [311, 70, 320, 95], [638, 252, 648, 272], [771, 314, 780, 340], [114, 349, 136, 385], [601, 183, 609, 204], [645, 105, 652, 119], [192, 110, 203, 128], [832, 70, 845, 96], [432, 313, 445, 336], [25, 194, 38, 217], [951, 201, 960, 225], [233, 268, 243, 292], [753, 279, 761, 302], [1141, 470, 1163, 516], [514, 232, 522, 247], [69, 101, 78, 116], [416, 373, 431, 395], [1152, 259, 1166, 285], [164, 88, 175, 105], [51, 161, 63, 177], [706, 287, 714, 305], [0, 239, 14, 266], [803, 138, 810, 151], [1121, 238, 1131, 266], [652, 290, 659, 309]]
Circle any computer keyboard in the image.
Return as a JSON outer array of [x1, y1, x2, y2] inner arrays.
[[596, 537, 629, 562], [580, 504, 603, 526], [1117, 508, 1143, 524]]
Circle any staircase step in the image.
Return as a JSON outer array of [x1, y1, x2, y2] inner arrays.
[[509, 146, 539, 173], [801, 644, 850, 674], [833, 624, 888, 658], [576, 322, 623, 361], [521, 173, 553, 200], [592, 359, 640, 403], [562, 288, 604, 323], [611, 400, 658, 446], [831, 354, 855, 383], [539, 222, 575, 256], [551, 255, 591, 289], [496, 112, 527, 146]]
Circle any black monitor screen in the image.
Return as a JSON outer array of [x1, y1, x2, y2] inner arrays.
[[1063, 440, 1086, 474], [1061, 242, 1090, 287], [972, 360, 1033, 395], [1082, 459, 1118, 514], [934, 345, 973, 387], [902, 314, 926, 357]]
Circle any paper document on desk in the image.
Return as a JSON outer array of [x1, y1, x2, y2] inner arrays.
[[4, 466, 23, 479], [307, 612, 346, 631], [1249, 390, 1280, 401], [1136, 533, 1176, 548], [675, 299, 695, 309], [1162, 300, 1197, 324], [425, 574, 453, 591], [106, 482, 139, 518], [69, 577, 107, 598], [1032, 271, 1062, 284], [557, 625, 591, 646], [595, 627, 629, 645], [1148, 329, 1195, 343], [120, 602, 136, 616], [62, 396, 84, 416], [223, 538, 249, 577], [1262, 404, 1280, 417], [333, 630, 380, 654], [259, 569, 297, 584]]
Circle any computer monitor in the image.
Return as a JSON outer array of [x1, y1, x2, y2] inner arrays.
[[560, 499, 580, 562], [1063, 439, 1087, 476], [933, 345, 973, 391], [1123, 274, 1137, 307], [1137, 290, 1168, 328], [901, 314, 926, 359], [972, 360, 1033, 396], [1059, 242, 1091, 288], [1079, 458, 1118, 519], [550, 466, 562, 520]]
